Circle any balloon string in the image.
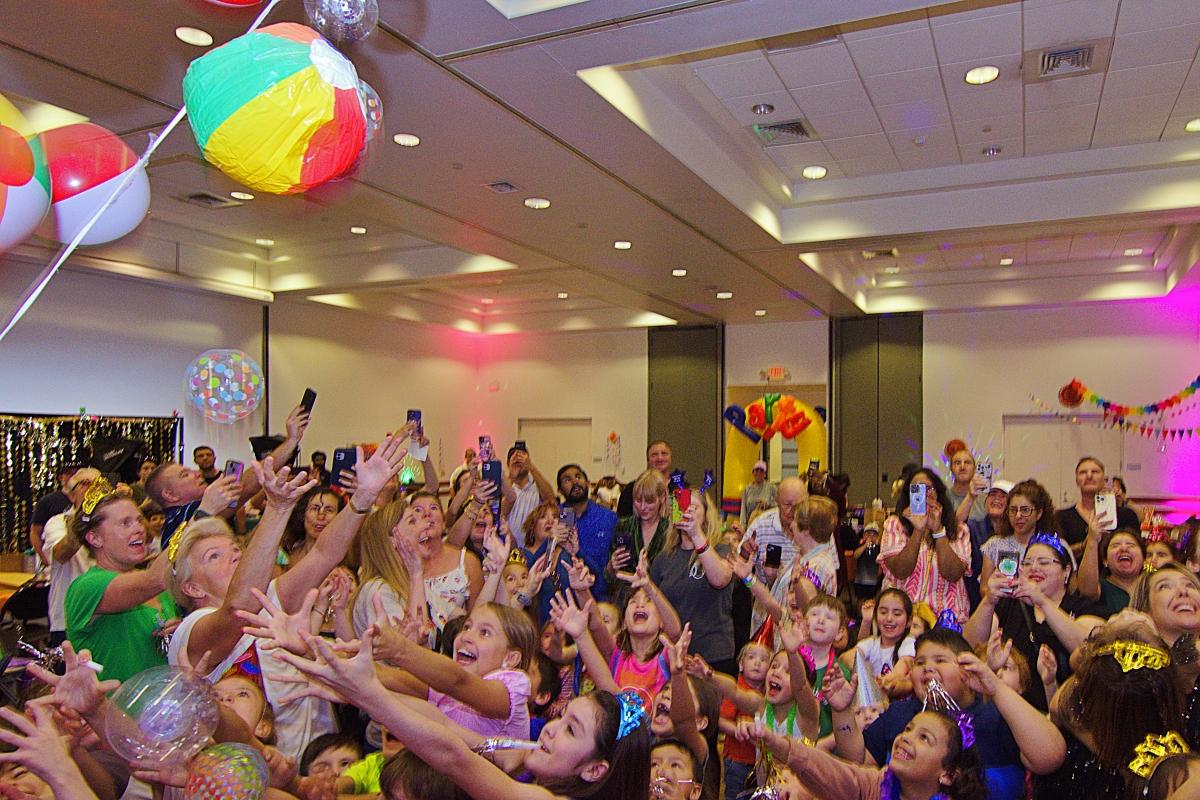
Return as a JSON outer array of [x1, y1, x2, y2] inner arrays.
[[0, 0, 286, 345]]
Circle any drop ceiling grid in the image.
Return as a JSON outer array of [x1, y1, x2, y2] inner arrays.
[[689, 0, 1200, 182]]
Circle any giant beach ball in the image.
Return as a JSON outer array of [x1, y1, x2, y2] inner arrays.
[[39, 122, 151, 245], [0, 94, 51, 253], [185, 349, 265, 424], [183, 23, 373, 195]]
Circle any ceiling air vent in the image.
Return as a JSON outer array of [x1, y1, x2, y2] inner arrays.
[[485, 180, 520, 194], [1023, 38, 1111, 83], [180, 191, 243, 209], [751, 118, 813, 146]]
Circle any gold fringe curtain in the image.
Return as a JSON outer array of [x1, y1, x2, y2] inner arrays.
[[0, 414, 183, 552]]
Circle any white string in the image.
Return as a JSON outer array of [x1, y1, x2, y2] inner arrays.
[[0, 0, 286, 344]]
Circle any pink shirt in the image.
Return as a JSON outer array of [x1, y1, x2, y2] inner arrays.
[[429, 668, 531, 739], [878, 515, 971, 622]]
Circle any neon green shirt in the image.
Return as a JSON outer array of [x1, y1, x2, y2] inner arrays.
[[343, 752, 386, 794], [64, 566, 176, 684]]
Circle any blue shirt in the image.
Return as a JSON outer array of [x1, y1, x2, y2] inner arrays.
[[864, 695, 1024, 800], [568, 501, 617, 602], [964, 517, 994, 611]]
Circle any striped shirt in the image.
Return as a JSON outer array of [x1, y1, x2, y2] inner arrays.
[[878, 514, 971, 622]]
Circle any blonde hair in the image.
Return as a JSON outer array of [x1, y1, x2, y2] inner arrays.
[[631, 470, 668, 518], [804, 496, 839, 544], [476, 602, 538, 671], [664, 491, 721, 559], [355, 499, 413, 609], [168, 516, 237, 610]]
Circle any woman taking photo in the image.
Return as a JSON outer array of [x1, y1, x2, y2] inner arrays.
[[650, 489, 735, 675], [608, 470, 670, 590], [979, 480, 1066, 586], [879, 469, 971, 623]]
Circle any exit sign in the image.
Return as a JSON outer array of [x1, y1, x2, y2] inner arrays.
[[761, 365, 791, 382]]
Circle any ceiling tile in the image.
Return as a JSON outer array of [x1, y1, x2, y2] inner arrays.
[[1161, 111, 1200, 140], [1026, 102, 1098, 134], [960, 136, 1023, 163], [840, 18, 930, 42], [1109, 23, 1200, 70], [788, 80, 873, 114], [845, 26, 938, 77], [806, 107, 884, 139], [1025, 127, 1095, 155], [1067, 232, 1120, 259], [1101, 61, 1192, 101], [1092, 93, 1176, 145], [1114, 229, 1167, 251], [1023, 0, 1120, 51], [954, 114, 1023, 145], [929, 12, 1022, 64], [946, 84, 1023, 123], [1026, 236, 1074, 263], [940, 54, 1023, 97], [887, 124, 957, 153], [834, 152, 903, 177], [764, 140, 834, 173], [1024, 73, 1105, 110], [875, 98, 952, 132], [895, 146, 961, 171], [694, 56, 784, 99], [1116, 0, 1200, 34], [767, 43, 859, 89], [822, 132, 894, 161], [862, 67, 945, 106], [719, 90, 803, 125]]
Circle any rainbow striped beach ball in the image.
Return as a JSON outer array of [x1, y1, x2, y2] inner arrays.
[[182, 23, 370, 195], [185, 349, 264, 424]]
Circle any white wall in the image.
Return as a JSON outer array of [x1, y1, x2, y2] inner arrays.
[[268, 298, 649, 481], [923, 292, 1200, 500], [724, 319, 829, 387], [0, 258, 265, 465]]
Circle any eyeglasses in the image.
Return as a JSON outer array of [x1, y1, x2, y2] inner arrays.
[[1007, 506, 1037, 518], [1020, 558, 1059, 569]]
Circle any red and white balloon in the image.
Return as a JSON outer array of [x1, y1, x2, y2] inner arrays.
[[39, 122, 150, 245]]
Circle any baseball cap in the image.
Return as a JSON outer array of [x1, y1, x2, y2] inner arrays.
[[752, 460, 767, 472], [991, 479, 1015, 494]]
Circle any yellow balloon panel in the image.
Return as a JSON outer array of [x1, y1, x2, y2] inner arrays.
[[721, 397, 827, 517]]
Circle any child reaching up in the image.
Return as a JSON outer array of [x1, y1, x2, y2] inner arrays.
[[703, 642, 769, 800], [797, 594, 854, 740]]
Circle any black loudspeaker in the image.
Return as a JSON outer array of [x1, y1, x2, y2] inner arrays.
[[89, 436, 144, 484]]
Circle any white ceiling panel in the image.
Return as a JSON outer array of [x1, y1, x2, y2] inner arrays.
[[861, 67, 946, 105], [787, 80, 874, 114], [764, 140, 835, 172], [875, 99, 952, 133], [1108, 23, 1200, 70], [806, 107, 884, 139], [840, 17, 931, 43], [837, 154, 903, 177], [1116, 0, 1200, 34], [1024, 73, 1105, 110], [694, 56, 781, 99], [720, 91, 803, 125], [940, 54, 1024, 97], [846, 26, 939, 76], [929, 11, 1022, 64], [823, 132, 895, 161], [960, 136, 1023, 163], [1025, 128, 1095, 155], [1068, 233, 1119, 259], [1023, 0, 1120, 52], [767, 43, 859, 89], [1026, 102, 1098, 134], [954, 114, 1024, 145], [1093, 91, 1177, 146], [945, 83, 1023, 122], [1100, 61, 1193, 101]]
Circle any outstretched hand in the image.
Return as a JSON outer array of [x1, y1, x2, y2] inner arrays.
[[822, 667, 856, 713], [351, 435, 409, 505], [274, 629, 382, 707], [254, 457, 318, 511], [957, 651, 1001, 697], [25, 642, 118, 717], [659, 624, 692, 674], [549, 591, 592, 640], [237, 586, 318, 654]]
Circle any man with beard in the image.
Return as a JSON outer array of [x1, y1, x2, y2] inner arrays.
[[556, 463, 617, 601]]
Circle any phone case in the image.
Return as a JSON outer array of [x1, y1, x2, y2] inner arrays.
[[909, 483, 927, 515], [1095, 492, 1118, 531]]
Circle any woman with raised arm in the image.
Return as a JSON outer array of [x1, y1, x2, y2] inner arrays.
[[165, 437, 406, 758]]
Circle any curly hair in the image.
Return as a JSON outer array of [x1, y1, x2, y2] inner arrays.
[[993, 479, 1060, 539]]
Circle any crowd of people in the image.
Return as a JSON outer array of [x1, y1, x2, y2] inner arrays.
[[4, 411, 1200, 800]]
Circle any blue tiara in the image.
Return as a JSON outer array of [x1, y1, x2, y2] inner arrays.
[[615, 690, 646, 740], [935, 608, 962, 634], [1025, 532, 1072, 570]]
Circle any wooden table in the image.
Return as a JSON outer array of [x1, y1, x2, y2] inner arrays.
[[0, 572, 36, 607]]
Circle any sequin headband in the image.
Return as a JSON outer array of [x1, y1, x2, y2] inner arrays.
[[1129, 731, 1189, 779], [1024, 532, 1073, 572], [615, 690, 646, 740], [1095, 640, 1171, 672], [921, 679, 976, 750], [79, 478, 118, 522]]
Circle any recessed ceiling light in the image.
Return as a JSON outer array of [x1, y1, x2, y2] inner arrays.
[[481, 298, 494, 306], [981, 145, 1003, 158], [614, 240, 632, 250], [671, 269, 687, 277], [751, 103, 775, 115], [1124, 247, 1144, 256], [556, 292, 569, 299], [999, 257, 1014, 266], [1186, 118, 1200, 133], [883, 267, 901, 274], [801, 165, 828, 180], [254, 238, 275, 247], [392, 133, 421, 147], [754, 309, 767, 316], [524, 197, 551, 210], [175, 26, 213, 47], [716, 291, 733, 300], [230, 191, 254, 201], [349, 226, 367, 235], [964, 65, 999, 85]]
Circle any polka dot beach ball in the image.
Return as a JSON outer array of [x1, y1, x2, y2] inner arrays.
[[185, 349, 264, 424]]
